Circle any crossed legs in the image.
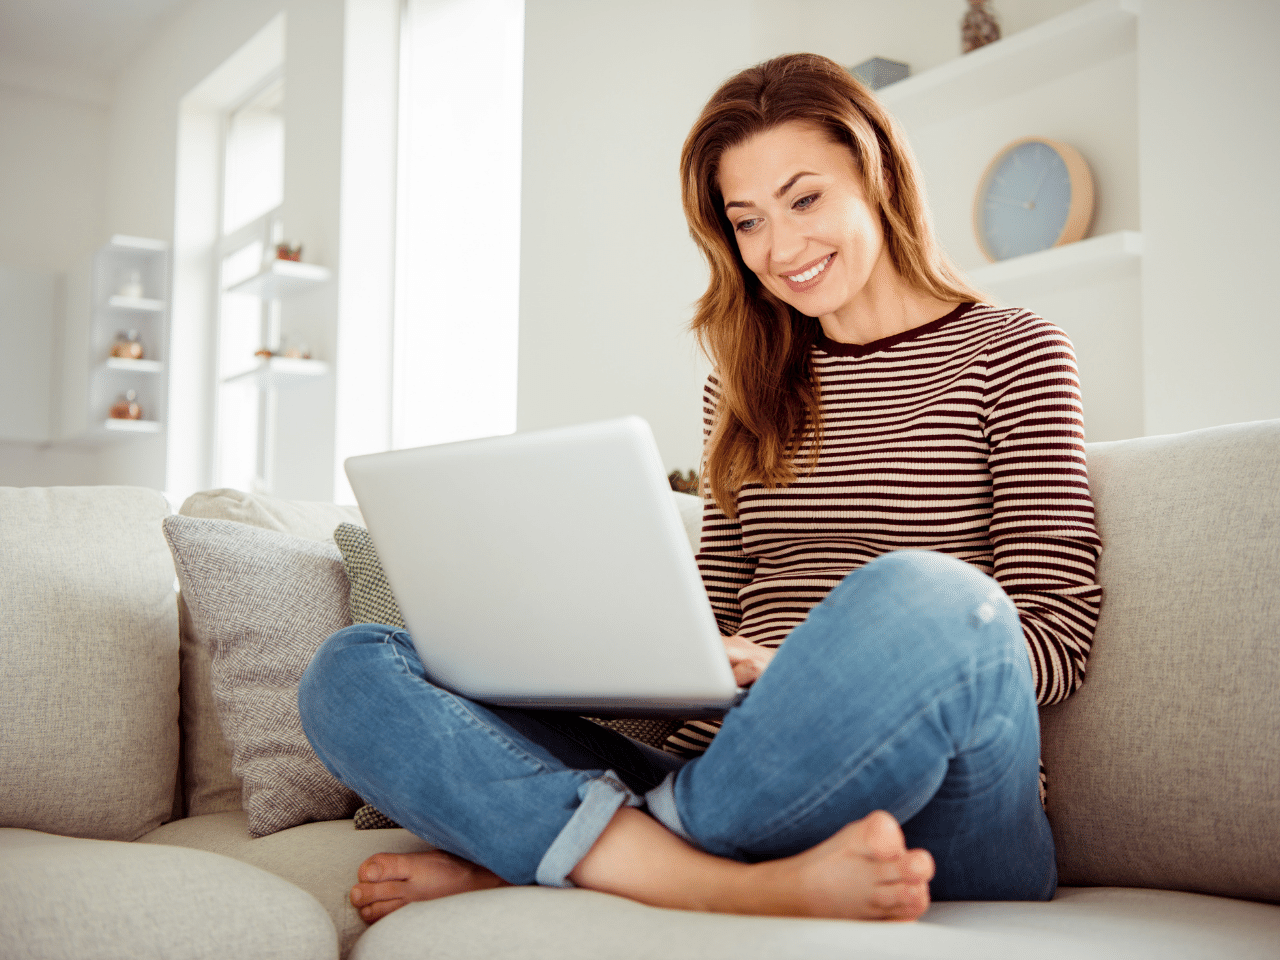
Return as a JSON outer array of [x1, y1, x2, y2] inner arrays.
[[299, 551, 1053, 924]]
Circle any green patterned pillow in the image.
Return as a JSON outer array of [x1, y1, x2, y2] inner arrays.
[[333, 523, 405, 629]]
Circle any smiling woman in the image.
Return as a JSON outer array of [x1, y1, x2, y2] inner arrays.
[[297, 51, 1102, 926]]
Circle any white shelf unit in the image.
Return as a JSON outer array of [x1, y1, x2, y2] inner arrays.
[[875, 0, 1143, 443], [970, 230, 1143, 299], [60, 235, 170, 442], [226, 260, 331, 300], [218, 258, 331, 493], [221, 356, 331, 389], [879, 0, 1140, 129]]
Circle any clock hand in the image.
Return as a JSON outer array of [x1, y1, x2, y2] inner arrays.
[[987, 194, 1032, 210], [1027, 168, 1051, 210]]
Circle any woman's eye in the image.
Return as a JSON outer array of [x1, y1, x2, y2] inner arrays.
[[734, 218, 761, 233], [793, 193, 819, 211]]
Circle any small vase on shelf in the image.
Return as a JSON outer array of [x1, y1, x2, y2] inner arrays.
[[109, 390, 143, 420], [961, 0, 1001, 53], [110, 330, 144, 361], [117, 270, 145, 299]]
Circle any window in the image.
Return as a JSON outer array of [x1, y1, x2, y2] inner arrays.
[[392, 0, 524, 449], [214, 76, 285, 492]]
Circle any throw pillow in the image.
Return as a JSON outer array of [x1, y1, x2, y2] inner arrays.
[[333, 522, 405, 629], [162, 516, 362, 837]]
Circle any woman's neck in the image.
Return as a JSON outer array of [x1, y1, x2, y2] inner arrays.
[[818, 257, 958, 345]]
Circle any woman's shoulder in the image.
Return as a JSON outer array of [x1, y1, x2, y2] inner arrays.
[[962, 303, 1075, 358]]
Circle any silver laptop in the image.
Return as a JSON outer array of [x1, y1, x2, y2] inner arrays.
[[344, 416, 742, 717]]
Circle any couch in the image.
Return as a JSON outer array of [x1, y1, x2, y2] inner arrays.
[[2, 419, 1278, 960]]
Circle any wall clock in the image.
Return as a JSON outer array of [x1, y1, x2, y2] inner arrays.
[[973, 137, 1095, 262]]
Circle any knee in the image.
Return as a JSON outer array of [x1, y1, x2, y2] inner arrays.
[[820, 551, 1022, 659], [298, 623, 398, 740]]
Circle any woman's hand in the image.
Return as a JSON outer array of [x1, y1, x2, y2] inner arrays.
[[721, 634, 776, 687]]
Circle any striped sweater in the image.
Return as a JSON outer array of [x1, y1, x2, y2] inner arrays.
[[667, 302, 1103, 756]]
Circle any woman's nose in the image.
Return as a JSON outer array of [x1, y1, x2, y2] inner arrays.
[[770, 218, 805, 267]]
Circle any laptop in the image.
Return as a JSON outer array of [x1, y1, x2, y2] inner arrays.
[[343, 416, 743, 717]]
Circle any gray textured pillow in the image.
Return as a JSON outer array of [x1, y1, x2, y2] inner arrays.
[[162, 516, 361, 837]]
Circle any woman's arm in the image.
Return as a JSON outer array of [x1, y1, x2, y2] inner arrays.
[[983, 315, 1104, 705], [695, 376, 758, 638]]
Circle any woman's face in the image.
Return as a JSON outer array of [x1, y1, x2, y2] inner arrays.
[[717, 120, 895, 332]]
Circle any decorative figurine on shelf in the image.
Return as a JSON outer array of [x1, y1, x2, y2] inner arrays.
[[254, 347, 275, 359], [667, 469, 700, 495], [109, 390, 143, 420], [961, 0, 1001, 53], [275, 242, 303, 262], [110, 330, 145, 360], [117, 270, 144, 299]]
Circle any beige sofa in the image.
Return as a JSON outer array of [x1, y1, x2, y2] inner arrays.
[[2, 420, 1278, 960]]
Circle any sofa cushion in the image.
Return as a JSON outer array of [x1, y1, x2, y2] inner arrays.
[[140, 811, 433, 960], [175, 489, 363, 817], [0, 486, 178, 842], [0, 827, 337, 960], [343, 883, 1280, 960], [163, 516, 361, 837], [1041, 420, 1280, 903]]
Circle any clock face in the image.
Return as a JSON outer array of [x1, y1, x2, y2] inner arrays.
[[977, 139, 1078, 262]]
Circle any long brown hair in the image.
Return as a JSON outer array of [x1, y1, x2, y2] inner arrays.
[[681, 53, 982, 517]]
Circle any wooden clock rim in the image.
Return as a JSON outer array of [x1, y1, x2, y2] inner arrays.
[[972, 136, 1096, 263]]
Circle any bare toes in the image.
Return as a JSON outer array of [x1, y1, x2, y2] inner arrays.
[[858, 810, 908, 861], [359, 897, 406, 922]]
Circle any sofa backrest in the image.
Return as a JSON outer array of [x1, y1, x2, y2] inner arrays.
[[0, 486, 178, 842], [1042, 419, 1279, 904]]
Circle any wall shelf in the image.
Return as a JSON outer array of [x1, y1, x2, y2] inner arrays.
[[970, 230, 1142, 294], [227, 260, 331, 299], [59, 236, 170, 442], [100, 418, 162, 435], [102, 357, 164, 374], [221, 356, 330, 389], [878, 0, 1139, 127], [106, 294, 165, 312]]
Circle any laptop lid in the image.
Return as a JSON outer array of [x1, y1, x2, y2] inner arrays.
[[344, 416, 739, 716]]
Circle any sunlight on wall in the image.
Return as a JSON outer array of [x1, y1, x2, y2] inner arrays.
[[392, 0, 523, 449]]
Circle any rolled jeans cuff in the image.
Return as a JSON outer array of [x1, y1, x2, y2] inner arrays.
[[644, 771, 694, 844], [535, 771, 642, 888]]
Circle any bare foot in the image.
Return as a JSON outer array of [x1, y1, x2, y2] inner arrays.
[[756, 810, 935, 921], [570, 806, 934, 922], [350, 850, 510, 923]]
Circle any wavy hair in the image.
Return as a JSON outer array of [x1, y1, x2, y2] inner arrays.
[[681, 53, 983, 517]]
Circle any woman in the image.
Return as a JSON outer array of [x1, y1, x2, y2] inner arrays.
[[299, 52, 1101, 924]]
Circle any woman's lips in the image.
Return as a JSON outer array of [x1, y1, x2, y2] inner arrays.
[[782, 253, 834, 291]]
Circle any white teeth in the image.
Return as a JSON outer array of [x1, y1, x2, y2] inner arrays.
[[788, 254, 832, 283]]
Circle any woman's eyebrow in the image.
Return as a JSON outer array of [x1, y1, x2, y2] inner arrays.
[[724, 171, 819, 211]]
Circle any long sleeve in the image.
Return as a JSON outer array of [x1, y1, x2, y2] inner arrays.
[[983, 318, 1103, 705], [694, 379, 757, 636]]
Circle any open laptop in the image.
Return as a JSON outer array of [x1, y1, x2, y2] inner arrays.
[[343, 416, 743, 717]]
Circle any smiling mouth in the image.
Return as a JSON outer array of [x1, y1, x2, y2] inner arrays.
[[784, 253, 834, 284]]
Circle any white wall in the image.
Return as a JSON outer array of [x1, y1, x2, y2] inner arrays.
[[1138, 0, 1280, 435], [0, 78, 109, 484], [516, 0, 1093, 472]]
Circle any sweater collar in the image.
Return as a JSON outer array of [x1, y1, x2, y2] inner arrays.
[[814, 302, 975, 358]]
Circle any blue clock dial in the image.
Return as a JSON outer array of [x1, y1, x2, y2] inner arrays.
[[979, 140, 1073, 262]]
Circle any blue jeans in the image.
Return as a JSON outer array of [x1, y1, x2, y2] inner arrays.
[[298, 550, 1056, 900]]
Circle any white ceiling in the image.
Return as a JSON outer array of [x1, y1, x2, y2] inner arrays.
[[0, 0, 194, 82]]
